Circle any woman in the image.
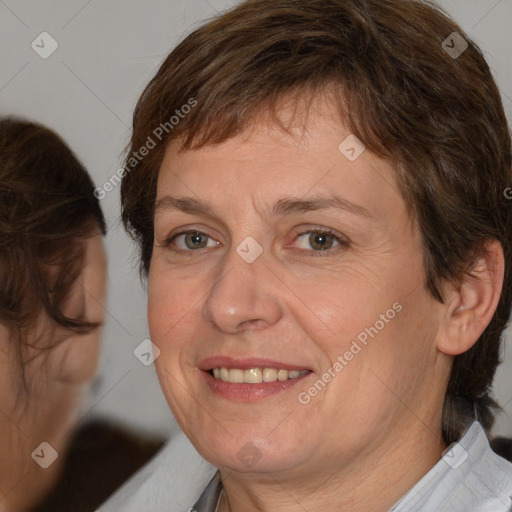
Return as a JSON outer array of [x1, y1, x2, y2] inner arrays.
[[104, 0, 512, 510], [0, 118, 107, 511]]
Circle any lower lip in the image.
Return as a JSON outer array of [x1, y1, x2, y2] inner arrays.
[[202, 371, 311, 401]]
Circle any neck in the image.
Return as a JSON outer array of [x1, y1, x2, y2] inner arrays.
[[218, 418, 446, 512]]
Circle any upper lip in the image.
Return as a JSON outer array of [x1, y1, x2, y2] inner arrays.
[[198, 356, 312, 372]]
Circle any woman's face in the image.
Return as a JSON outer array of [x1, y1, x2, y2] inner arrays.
[[0, 233, 107, 510], [149, 96, 449, 478]]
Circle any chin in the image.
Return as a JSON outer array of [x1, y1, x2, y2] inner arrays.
[[195, 429, 308, 475]]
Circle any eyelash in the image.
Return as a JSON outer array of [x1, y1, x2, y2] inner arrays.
[[162, 228, 348, 257], [291, 228, 349, 257]]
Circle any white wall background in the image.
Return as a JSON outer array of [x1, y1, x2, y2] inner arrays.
[[1, 0, 511, 439]]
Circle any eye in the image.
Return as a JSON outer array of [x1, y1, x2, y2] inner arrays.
[[293, 229, 347, 253], [165, 230, 219, 251]]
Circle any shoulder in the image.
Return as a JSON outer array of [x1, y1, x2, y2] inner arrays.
[[392, 422, 512, 512], [441, 422, 512, 511], [470, 428, 512, 511]]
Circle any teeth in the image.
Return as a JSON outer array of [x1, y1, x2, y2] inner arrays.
[[220, 368, 229, 381], [263, 368, 277, 382], [244, 368, 262, 383], [277, 369, 288, 381], [212, 367, 308, 384], [230, 369, 244, 383]]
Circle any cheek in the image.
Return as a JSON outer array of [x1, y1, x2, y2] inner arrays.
[[52, 331, 102, 384], [148, 276, 198, 423], [319, 291, 437, 420], [289, 276, 387, 354], [294, 275, 424, 399], [147, 268, 199, 340], [148, 280, 177, 343], [148, 278, 192, 385], [292, 251, 426, 357]]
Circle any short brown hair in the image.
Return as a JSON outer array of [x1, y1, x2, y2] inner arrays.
[[0, 118, 106, 368], [121, 0, 512, 443]]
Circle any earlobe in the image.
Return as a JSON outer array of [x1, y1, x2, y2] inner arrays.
[[437, 240, 504, 357]]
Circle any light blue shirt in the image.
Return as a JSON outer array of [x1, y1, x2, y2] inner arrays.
[[389, 422, 512, 512], [98, 421, 512, 512]]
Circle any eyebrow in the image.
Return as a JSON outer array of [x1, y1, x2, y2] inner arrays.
[[154, 194, 373, 219]]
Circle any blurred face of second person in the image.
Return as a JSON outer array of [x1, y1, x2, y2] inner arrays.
[[0, 233, 107, 512]]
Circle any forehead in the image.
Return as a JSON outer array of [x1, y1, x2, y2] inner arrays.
[[156, 95, 406, 228]]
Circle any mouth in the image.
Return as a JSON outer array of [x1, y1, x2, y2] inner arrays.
[[209, 367, 310, 384], [199, 357, 313, 401]]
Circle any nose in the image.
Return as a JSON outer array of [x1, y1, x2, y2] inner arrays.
[[201, 244, 283, 334]]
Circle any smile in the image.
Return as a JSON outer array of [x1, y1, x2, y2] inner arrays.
[[210, 367, 310, 384]]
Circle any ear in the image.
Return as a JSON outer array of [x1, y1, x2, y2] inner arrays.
[[437, 240, 504, 356]]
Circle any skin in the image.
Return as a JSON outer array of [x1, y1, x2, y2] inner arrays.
[[148, 94, 504, 512], [0, 233, 107, 512]]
